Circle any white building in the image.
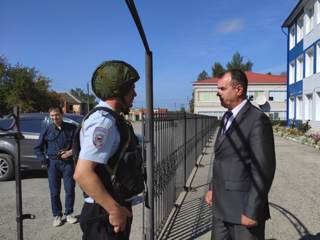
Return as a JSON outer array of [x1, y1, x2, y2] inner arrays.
[[193, 71, 287, 120], [282, 0, 320, 131]]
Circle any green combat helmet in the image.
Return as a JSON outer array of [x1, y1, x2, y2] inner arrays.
[[91, 60, 140, 101]]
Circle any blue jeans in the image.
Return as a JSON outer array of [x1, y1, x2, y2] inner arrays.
[[47, 159, 75, 217]]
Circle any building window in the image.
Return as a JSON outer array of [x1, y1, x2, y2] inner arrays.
[[315, 92, 320, 121], [289, 25, 296, 49], [305, 5, 314, 35], [198, 91, 218, 102], [247, 91, 264, 101], [289, 60, 295, 84], [296, 96, 303, 120], [269, 112, 286, 120], [296, 55, 304, 81], [297, 15, 304, 42], [304, 94, 313, 120], [289, 97, 294, 119], [305, 47, 314, 77], [269, 91, 286, 101], [314, 0, 320, 24]]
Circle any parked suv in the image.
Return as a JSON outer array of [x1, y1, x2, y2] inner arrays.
[[0, 113, 83, 181]]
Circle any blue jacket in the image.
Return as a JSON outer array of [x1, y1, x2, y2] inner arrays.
[[34, 121, 76, 162]]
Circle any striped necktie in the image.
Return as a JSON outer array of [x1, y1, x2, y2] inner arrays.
[[222, 111, 233, 135]]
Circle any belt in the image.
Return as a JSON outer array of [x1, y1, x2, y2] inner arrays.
[[84, 196, 137, 204]]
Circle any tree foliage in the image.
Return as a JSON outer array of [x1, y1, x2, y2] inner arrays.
[[226, 51, 253, 71], [212, 62, 225, 77], [0, 56, 61, 115], [189, 90, 194, 113], [197, 70, 209, 81]]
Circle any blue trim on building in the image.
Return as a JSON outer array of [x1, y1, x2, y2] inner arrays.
[[303, 50, 306, 79], [289, 80, 303, 96], [314, 44, 317, 73], [285, 5, 320, 126], [286, 27, 290, 125], [289, 40, 303, 62]]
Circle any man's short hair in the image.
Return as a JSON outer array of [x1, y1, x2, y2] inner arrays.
[[48, 106, 63, 114], [222, 69, 248, 97]]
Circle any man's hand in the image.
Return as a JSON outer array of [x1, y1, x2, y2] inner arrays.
[[241, 214, 257, 227], [205, 190, 213, 205], [41, 160, 48, 169], [60, 150, 72, 160], [109, 205, 132, 233]]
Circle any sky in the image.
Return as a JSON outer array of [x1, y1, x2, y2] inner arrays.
[[0, 0, 299, 110]]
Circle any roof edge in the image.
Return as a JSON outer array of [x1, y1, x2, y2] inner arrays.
[[282, 0, 307, 28]]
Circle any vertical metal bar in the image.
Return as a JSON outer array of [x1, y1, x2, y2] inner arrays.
[[142, 116, 146, 239], [145, 52, 154, 240], [183, 111, 187, 186], [195, 115, 197, 165], [13, 107, 23, 240]]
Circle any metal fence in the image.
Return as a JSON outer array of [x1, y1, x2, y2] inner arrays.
[[143, 112, 218, 239]]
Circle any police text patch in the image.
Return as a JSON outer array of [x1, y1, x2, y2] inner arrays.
[[93, 127, 108, 149]]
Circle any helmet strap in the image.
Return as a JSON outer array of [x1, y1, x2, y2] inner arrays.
[[119, 96, 130, 115]]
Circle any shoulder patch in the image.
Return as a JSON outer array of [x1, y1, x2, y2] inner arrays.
[[93, 127, 109, 149]]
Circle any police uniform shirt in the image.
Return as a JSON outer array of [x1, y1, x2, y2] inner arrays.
[[79, 101, 120, 164]]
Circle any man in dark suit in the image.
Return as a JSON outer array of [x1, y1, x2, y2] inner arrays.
[[205, 69, 276, 240]]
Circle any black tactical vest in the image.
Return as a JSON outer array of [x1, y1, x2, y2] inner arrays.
[[73, 107, 144, 204]]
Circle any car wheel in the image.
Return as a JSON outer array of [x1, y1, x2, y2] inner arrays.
[[0, 153, 14, 181]]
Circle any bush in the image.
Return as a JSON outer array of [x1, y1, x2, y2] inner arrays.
[[298, 120, 311, 133], [271, 120, 287, 126]]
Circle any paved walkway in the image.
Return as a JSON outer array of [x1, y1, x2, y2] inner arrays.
[[154, 134, 320, 240]]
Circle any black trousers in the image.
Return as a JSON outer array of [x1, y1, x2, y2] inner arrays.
[[80, 202, 132, 240], [213, 217, 265, 240]]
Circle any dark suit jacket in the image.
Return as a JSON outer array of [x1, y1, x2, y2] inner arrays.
[[213, 101, 276, 224]]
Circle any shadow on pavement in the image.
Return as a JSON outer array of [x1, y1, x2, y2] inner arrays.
[[300, 233, 320, 240], [159, 197, 212, 240], [270, 202, 320, 240]]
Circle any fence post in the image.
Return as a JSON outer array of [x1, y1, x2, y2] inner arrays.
[[145, 52, 154, 240], [201, 118, 203, 154], [194, 115, 197, 165], [183, 111, 187, 186], [13, 107, 23, 240]]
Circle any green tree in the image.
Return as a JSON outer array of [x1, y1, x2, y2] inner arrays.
[[226, 51, 253, 71], [212, 62, 225, 77], [189, 90, 194, 113], [0, 56, 9, 114], [0, 57, 61, 114], [197, 70, 209, 80]]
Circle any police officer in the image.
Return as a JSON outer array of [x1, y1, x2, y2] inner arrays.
[[34, 106, 78, 227], [74, 60, 142, 240]]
